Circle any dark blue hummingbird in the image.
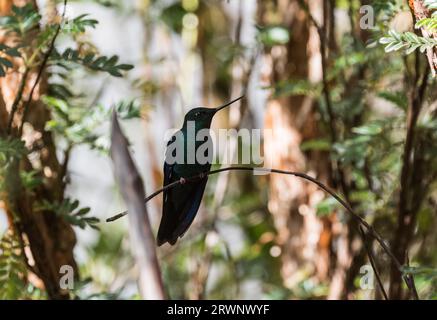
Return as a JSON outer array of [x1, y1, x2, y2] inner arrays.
[[157, 95, 244, 246]]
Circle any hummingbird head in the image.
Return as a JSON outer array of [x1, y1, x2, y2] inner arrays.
[[183, 95, 245, 129], [184, 107, 217, 125]]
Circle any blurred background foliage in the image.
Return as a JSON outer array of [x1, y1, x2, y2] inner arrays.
[[0, 0, 437, 300]]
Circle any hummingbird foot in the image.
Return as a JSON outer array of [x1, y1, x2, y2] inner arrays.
[[179, 177, 187, 185]]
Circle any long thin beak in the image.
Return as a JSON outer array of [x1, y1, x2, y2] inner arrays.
[[214, 94, 245, 113]]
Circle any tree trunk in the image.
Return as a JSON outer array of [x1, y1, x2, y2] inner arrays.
[[0, 0, 77, 299], [261, 0, 334, 291]]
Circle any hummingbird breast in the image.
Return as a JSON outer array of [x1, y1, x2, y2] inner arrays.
[[168, 128, 214, 177]]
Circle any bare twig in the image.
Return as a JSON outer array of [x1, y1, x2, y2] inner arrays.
[[18, 0, 68, 136], [106, 166, 415, 292], [7, 68, 30, 134], [359, 226, 388, 300], [405, 252, 420, 300]]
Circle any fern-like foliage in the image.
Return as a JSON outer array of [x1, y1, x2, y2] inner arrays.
[[0, 138, 27, 164], [0, 44, 21, 76], [416, 17, 437, 31], [43, 95, 141, 151], [0, 4, 133, 78], [37, 198, 100, 230], [52, 49, 133, 77], [0, 4, 41, 36], [415, 0, 437, 31], [269, 79, 321, 98], [0, 231, 27, 300], [64, 14, 98, 34], [380, 30, 437, 54]]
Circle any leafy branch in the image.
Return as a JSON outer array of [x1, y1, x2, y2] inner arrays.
[[0, 4, 41, 36], [37, 198, 100, 230], [380, 30, 437, 54], [17, 0, 68, 136], [43, 96, 141, 151], [63, 14, 98, 34], [0, 138, 27, 164], [0, 44, 21, 77], [0, 231, 28, 299], [52, 49, 134, 77], [415, 0, 437, 30]]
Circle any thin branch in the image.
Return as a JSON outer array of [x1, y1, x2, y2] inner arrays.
[[18, 0, 68, 136], [106, 166, 413, 288], [405, 252, 420, 300], [297, 0, 322, 32], [7, 68, 30, 134], [299, 1, 409, 298], [359, 226, 388, 300], [299, 0, 337, 142]]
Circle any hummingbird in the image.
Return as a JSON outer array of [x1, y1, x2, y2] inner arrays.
[[157, 95, 244, 246]]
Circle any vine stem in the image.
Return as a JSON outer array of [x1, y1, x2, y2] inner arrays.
[[105, 165, 418, 298]]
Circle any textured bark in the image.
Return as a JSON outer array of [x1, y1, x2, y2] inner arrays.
[[389, 58, 429, 299], [262, 0, 333, 290], [387, 3, 434, 296], [409, 0, 437, 76], [0, 0, 77, 299]]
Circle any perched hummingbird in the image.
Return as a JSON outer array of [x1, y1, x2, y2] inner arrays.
[[157, 95, 244, 246]]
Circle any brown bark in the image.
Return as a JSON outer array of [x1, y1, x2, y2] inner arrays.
[[262, 0, 333, 290], [261, 0, 377, 299], [389, 56, 429, 299], [409, 0, 437, 76], [0, 0, 77, 299]]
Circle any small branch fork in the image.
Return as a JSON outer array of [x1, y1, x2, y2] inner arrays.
[[106, 166, 418, 298]]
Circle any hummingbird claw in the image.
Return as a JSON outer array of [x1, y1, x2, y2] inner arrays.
[[179, 177, 187, 184]]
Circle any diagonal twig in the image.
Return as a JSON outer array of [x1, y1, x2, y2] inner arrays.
[[106, 165, 416, 298], [359, 226, 389, 300], [6, 68, 29, 134], [17, 0, 68, 136]]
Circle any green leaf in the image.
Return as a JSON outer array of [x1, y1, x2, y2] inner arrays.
[[257, 25, 290, 47], [316, 197, 341, 217], [38, 198, 99, 230], [54, 49, 134, 78], [0, 138, 27, 164], [377, 91, 408, 110], [270, 79, 321, 98], [380, 30, 437, 54], [0, 231, 28, 299], [352, 123, 383, 136], [301, 139, 331, 152]]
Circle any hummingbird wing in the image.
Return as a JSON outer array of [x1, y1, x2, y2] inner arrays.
[[157, 164, 209, 246], [157, 131, 212, 246], [157, 135, 178, 246]]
